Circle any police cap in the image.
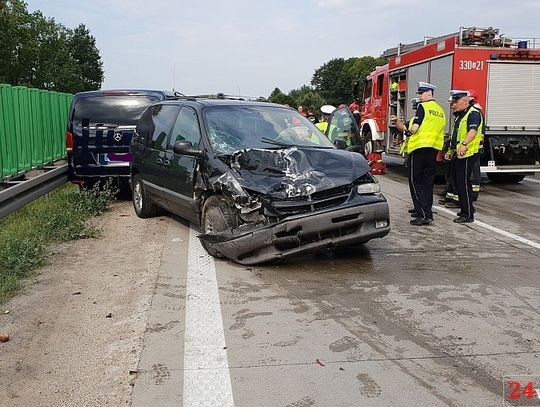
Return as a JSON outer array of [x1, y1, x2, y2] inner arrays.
[[417, 82, 436, 93]]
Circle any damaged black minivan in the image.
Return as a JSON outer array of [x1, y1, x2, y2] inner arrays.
[[130, 96, 390, 264]]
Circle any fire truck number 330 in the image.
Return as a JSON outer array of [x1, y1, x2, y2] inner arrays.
[[459, 60, 485, 71]]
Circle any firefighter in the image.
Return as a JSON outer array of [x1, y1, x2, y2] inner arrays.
[[315, 104, 336, 133], [403, 82, 446, 226], [444, 90, 483, 223]]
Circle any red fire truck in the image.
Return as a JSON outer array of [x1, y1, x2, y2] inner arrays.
[[359, 27, 540, 183]]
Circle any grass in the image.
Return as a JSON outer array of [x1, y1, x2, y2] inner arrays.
[[0, 181, 118, 303]]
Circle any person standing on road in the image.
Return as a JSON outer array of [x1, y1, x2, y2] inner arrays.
[[444, 90, 483, 223], [391, 98, 423, 218], [349, 98, 360, 113], [468, 90, 484, 201], [315, 105, 336, 133], [306, 106, 317, 124], [438, 98, 461, 208], [400, 82, 446, 226]]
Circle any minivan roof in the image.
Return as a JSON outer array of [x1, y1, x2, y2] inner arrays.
[[73, 89, 175, 98]]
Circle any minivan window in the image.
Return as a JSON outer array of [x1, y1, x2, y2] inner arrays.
[[168, 107, 201, 149], [73, 95, 160, 126], [204, 105, 334, 154], [148, 105, 181, 150]]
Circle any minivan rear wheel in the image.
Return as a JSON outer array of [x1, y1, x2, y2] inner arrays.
[[201, 195, 239, 258], [132, 174, 159, 218]]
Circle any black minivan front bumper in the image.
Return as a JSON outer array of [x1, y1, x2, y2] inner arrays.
[[199, 200, 390, 265]]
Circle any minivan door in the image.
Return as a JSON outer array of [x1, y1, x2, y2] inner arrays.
[[136, 104, 181, 209], [327, 106, 364, 154], [162, 106, 202, 222]]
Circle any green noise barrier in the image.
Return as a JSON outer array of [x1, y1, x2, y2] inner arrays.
[[0, 84, 72, 181]]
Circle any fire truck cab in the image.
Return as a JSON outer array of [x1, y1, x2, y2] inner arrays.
[[360, 27, 540, 183]]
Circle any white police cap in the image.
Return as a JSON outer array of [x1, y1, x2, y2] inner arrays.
[[320, 104, 336, 115], [417, 82, 436, 93], [448, 89, 470, 102]]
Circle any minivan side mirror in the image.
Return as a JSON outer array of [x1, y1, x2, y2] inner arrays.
[[172, 140, 204, 158], [333, 138, 348, 150]]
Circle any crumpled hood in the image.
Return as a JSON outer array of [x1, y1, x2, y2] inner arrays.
[[220, 147, 370, 199]]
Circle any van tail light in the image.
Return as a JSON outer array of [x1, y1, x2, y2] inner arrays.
[[66, 130, 74, 152]]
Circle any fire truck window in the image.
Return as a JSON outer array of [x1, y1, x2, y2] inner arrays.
[[376, 74, 384, 97], [363, 79, 373, 102]]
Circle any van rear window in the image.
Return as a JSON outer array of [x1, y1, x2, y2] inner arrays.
[[73, 95, 160, 125]]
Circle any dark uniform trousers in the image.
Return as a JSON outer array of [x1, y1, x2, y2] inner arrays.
[[409, 147, 438, 219], [470, 147, 482, 201], [452, 154, 477, 219]]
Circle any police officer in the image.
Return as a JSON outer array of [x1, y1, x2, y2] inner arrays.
[[391, 98, 422, 217], [468, 90, 484, 201], [315, 105, 336, 133], [444, 90, 483, 223], [404, 82, 446, 226]]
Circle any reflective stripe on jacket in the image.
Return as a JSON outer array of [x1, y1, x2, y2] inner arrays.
[[399, 117, 415, 155]]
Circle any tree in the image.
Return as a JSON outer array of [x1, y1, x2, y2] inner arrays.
[[288, 85, 325, 111], [0, 0, 37, 86], [311, 56, 386, 106], [268, 87, 287, 105], [69, 24, 104, 91], [0, 1, 104, 93]]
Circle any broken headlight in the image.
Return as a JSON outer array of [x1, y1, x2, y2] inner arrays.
[[355, 173, 380, 194]]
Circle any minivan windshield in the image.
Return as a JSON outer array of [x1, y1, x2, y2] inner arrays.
[[204, 105, 334, 154], [73, 95, 160, 126]]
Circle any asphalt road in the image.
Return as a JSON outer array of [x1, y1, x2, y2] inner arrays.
[[131, 161, 540, 407]]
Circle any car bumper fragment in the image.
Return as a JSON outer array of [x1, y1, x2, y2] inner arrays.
[[199, 201, 390, 265]]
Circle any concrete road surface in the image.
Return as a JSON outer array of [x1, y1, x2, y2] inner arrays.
[[132, 163, 540, 407]]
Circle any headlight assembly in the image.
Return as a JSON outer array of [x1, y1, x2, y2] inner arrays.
[[357, 182, 380, 194]]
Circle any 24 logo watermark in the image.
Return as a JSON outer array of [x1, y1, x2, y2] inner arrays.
[[504, 376, 540, 406]]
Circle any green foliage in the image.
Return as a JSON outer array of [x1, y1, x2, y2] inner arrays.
[[267, 56, 386, 113], [311, 56, 387, 106], [289, 85, 326, 111], [268, 87, 288, 105], [0, 0, 104, 93], [0, 181, 118, 302]]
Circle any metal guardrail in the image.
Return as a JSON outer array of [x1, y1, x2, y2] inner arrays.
[[0, 164, 68, 220]]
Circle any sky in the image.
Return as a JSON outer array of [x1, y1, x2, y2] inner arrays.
[[25, 0, 540, 98]]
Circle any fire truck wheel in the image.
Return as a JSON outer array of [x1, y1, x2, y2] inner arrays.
[[363, 130, 373, 156], [486, 173, 525, 184]]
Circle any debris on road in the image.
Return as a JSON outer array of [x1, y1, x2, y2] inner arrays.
[[315, 358, 325, 367], [106, 312, 112, 318], [0, 333, 10, 342]]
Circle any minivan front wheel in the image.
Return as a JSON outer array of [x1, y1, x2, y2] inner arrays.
[[201, 195, 239, 258], [132, 174, 159, 218]]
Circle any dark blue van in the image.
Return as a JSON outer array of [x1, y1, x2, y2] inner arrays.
[[66, 89, 173, 188]]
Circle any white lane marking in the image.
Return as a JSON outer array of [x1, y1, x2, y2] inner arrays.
[[524, 177, 540, 185], [183, 229, 234, 407], [433, 205, 540, 250]]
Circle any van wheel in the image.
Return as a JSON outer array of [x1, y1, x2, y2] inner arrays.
[[201, 195, 239, 258], [132, 174, 159, 218], [363, 129, 373, 156]]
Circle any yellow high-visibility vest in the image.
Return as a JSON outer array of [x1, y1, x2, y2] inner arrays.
[[456, 106, 483, 158], [407, 100, 445, 153], [315, 122, 328, 133]]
